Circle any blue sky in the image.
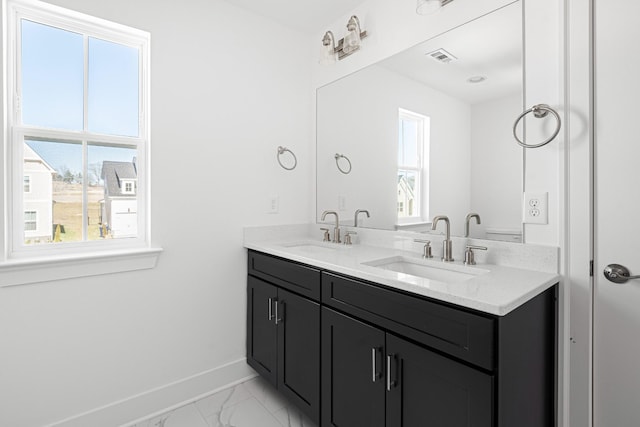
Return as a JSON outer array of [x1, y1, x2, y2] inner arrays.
[[21, 19, 139, 175], [25, 140, 136, 182]]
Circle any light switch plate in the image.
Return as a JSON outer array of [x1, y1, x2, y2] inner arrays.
[[268, 195, 279, 214], [523, 192, 548, 224]]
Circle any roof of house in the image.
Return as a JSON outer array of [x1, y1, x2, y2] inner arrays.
[[24, 143, 56, 173], [101, 160, 137, 197]]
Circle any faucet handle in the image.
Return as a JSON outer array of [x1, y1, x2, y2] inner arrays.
[[464, 245, 487, 265], [344, 231, 357, 245], [413, 239, 433, 259], [320, 228, 331, 242]]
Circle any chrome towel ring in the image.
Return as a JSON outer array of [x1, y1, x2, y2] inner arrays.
[[277, 146, 297, 170], [513, 104, 561, 148], [335, 153, 352, 174]]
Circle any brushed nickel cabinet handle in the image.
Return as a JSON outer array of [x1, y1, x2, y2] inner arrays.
[[372, 348, 378, 382], [268, 297, 274, 321], [386, 354, 396, 391], [275, 300, 284, 325]]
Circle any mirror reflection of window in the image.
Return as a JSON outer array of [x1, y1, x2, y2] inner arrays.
[[397, 109, 429, 224]]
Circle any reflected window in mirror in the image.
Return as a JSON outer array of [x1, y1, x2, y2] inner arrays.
[[397, 109, 429, 225]]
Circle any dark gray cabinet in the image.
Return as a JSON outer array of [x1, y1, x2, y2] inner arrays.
[[247, 251, 321, 423], [247, 250, 557, 427], [321, 307, 386, 427], [247, 277, 278, 385], [322, 307, 492, 427], [386, 333, 493, 426]]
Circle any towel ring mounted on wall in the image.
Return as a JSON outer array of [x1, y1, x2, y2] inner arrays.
[[512, 104, 562, 149], [335, 153, 352, 174], [277, 146, 297, 170]]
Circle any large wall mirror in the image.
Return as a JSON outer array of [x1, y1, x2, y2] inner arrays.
[[316, 1, 524, 242]]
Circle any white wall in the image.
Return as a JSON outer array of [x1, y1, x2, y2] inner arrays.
[[317, 64, 470, 233], [470, 93, 523, 238], [0, 0, 312, 425]]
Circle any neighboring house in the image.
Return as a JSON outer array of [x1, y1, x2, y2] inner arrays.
[[23, 143, 55, 243], [397, 174, 416, 217], [101, 160, 138, 238]]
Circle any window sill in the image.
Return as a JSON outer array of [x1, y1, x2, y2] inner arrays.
[[0, 247, 163, 287], [395, 221, 431, 230]]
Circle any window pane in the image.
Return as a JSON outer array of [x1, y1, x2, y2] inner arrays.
[[24, 140, 83, 244], [21, 20, 84, 130], [398, 170, 419, 218], [399, 119, 419, 167], [88, 144, 138, 240], [88, 38, 139, 137]]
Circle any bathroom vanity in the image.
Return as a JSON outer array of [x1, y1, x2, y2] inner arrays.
[[245, 237, 558, 427]]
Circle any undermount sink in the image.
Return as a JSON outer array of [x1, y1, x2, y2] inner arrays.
[[281, 241, 338, 254], [363, 256, 489, 283]]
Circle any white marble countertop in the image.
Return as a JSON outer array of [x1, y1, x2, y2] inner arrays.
[[244, 230, 559, 316]]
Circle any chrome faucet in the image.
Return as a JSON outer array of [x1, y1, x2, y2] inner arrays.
[[321, 210, 341, 243], [431, 215, 454, 262], [464, 213, 481, 237], [354, 209, 370, 227]]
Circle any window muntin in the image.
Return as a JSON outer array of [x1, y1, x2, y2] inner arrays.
[[5, 0, 150, 258], [397, 109, 429, 223]]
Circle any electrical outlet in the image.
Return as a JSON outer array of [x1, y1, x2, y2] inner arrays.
[[523, 192, 548, 224], [268, 195, 279, 214]]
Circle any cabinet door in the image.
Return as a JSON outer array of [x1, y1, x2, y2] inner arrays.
[[277, 288, 320, 423], [322, 308, 385, 427], [386, 334, 493, 427], [247, 276, 278, 386]]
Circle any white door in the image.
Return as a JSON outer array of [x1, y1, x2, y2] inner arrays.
[[594, 1, 640, 424]]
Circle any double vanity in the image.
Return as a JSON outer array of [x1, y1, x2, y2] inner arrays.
[[244, 224, 559, 427], [252, 1, 559, 424]]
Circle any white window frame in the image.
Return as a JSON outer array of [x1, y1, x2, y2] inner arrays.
[[1, 0, 160, 287], [397, 109, 429, 226]]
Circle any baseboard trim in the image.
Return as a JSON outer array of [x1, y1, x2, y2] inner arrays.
[[46, 358, 256, 427]]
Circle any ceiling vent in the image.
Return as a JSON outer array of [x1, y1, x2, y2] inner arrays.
[[425, 48, 457, 63]]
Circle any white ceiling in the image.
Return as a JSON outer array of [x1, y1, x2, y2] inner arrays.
[[379, 2, 522, 104], [221, 0, 368, 34]]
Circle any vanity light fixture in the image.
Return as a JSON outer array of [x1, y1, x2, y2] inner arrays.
[[416, 0, 454, 15], [320, 15, 368, 63], [341, 16, 364, 56], [320, 31, 337, 65]]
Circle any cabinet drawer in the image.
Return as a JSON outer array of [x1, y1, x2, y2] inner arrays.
[[322, 272, 495, 370], [248, 250, 321, 301]]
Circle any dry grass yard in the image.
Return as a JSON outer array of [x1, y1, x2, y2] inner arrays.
[[52, 182, 104, 242]]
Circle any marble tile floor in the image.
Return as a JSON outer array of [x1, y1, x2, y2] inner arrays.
[[127, 376, 317, 427]]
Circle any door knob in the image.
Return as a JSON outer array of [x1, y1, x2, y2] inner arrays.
[[603, 264, 640, 284]]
